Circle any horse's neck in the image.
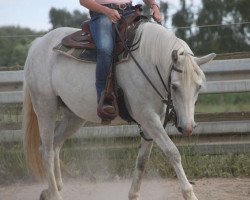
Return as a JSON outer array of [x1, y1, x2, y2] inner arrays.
[[119, 51, 170, 101], [137, 23, 180, 76], [119, 23, 191, 99]]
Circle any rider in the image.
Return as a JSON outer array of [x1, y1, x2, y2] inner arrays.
[[79, 0, 161, 117]]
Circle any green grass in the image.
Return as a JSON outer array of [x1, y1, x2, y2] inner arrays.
[[196, 92, 250, 113], [196, 103, 250, 113], [0, 144, 30, 184], [1, 139, 250, 184]]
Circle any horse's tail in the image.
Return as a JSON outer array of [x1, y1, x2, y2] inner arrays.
[[22, 82, 44, 178]]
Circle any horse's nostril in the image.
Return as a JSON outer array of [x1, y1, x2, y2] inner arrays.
[[177, 127, 183, 133]]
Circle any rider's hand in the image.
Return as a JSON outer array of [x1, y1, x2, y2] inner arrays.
[[104, 7, 121, 23], [150, 4, 161, 22]]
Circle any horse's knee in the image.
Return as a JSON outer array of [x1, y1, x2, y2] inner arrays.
[[137, 155, 148, 171], [166, 146, 181, 164], [136, 140, 153, 171]]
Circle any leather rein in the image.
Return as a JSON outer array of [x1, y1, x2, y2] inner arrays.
[[114, 20, 183, 141]]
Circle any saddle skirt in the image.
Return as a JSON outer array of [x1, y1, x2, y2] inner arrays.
[[53, 10, 148, 64]]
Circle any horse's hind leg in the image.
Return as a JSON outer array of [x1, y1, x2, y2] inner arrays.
[[129, 137, 153, 200], [53, 106, 84, 191], [31, 96, 62, 200]]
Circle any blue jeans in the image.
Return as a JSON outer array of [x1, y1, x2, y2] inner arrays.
[[89, 9, 133, 103], [89, 13, 114, 103]]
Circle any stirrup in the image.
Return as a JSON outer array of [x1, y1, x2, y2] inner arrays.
[[97, 91, 118, 123]]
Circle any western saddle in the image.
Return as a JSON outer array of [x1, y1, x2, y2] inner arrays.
[[60, 5, 148, 124]]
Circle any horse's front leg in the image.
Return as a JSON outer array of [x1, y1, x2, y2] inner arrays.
[[129, 137, 153, 200], [140, 117, 198, 200]]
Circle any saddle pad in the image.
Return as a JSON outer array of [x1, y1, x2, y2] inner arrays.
[[53, 44, 129, 64]]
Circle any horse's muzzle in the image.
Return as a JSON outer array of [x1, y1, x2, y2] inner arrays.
[[177, 123, 195, 136]]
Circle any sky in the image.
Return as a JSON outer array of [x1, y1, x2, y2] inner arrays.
[[0, 0, 201, 31]]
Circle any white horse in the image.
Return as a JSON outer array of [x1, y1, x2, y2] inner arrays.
[[23, 22, 215, 200]]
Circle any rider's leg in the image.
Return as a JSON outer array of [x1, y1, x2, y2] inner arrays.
[[89, 13, 115, 103]]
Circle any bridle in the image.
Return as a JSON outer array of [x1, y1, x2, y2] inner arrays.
[[115, 21, 183, 141], [156, 60, 183, 128]]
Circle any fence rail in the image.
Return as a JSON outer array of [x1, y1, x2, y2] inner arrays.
[[0, 58, 250, 154]]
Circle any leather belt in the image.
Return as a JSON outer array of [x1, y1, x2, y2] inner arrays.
[[90, 3, 133, 17], [104, 3, 132, 11]]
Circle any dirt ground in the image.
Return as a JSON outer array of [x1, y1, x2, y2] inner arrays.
[[0, 178, 249, 200]]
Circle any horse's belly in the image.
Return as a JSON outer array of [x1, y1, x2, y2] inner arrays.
[[52, 59, 126, 124]]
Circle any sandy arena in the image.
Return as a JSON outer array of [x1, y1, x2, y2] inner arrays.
[[0, 178, 249, 200]]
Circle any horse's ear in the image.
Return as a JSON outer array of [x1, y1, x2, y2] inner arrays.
[[194, 53, 216, 66], [172, 50, 178, 63]]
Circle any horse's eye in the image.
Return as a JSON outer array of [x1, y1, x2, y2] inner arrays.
[[179, 52, 184, 55], [197, 85, 202, 91], [172, 84, 178, 91]]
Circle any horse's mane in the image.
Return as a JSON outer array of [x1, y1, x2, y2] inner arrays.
[[136, 23, 176, 68], [135, 22, 205, 86], [182, 54, 206, 87]]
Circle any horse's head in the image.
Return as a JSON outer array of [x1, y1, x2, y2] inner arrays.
[[170, 49, 216, 136]]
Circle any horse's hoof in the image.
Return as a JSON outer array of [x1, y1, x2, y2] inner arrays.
[[40, 189, 63, 200], [129, 193, 140, 200], [40, 190, 49, 200], [183, 190, 198, 200], [57, 181, 63, 191]]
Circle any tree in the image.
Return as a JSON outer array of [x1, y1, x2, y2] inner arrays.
[[172, 0, 194, 40], [171, 0, 250, 55], [224, 0, 250, 45], [0, 8, 89, 68], [141, 1, 169, 25], [160, 1, 169, 24], [0, 26, 39, 68], [192, 0, 250, 55], [49, 8, 88, 29]]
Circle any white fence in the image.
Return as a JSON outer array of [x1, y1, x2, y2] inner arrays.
[[0, 58, 250, 154]]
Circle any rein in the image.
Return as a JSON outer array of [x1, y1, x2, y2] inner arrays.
[[114, 21, 182, 141]]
